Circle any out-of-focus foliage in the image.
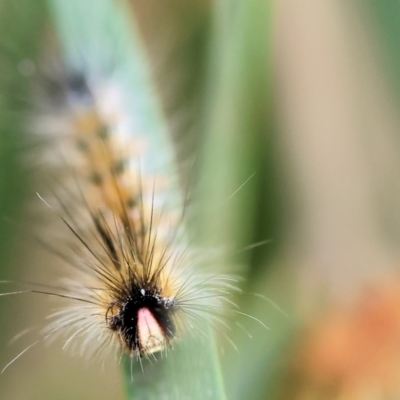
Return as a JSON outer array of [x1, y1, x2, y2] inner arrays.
[[2, 0, 400, 399]]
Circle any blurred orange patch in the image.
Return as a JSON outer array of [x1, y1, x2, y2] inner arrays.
[[288, 278, 400, 398]]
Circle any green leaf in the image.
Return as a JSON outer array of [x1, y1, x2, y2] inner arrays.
[[122, 326, 226, 400], [48, 1, 228, 399]]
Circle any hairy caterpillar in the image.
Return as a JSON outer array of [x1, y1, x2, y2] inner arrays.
[[0, 0, 237, 375]]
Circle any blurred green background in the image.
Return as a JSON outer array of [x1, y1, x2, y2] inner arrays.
[[3, 0, 400, 399]]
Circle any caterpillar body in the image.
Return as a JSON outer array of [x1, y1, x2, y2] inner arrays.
[[35, 71, 187, 359], [2, 0, 233, 372]]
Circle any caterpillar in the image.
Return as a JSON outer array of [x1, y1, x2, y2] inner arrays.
[[1, 0, 236, 374]]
